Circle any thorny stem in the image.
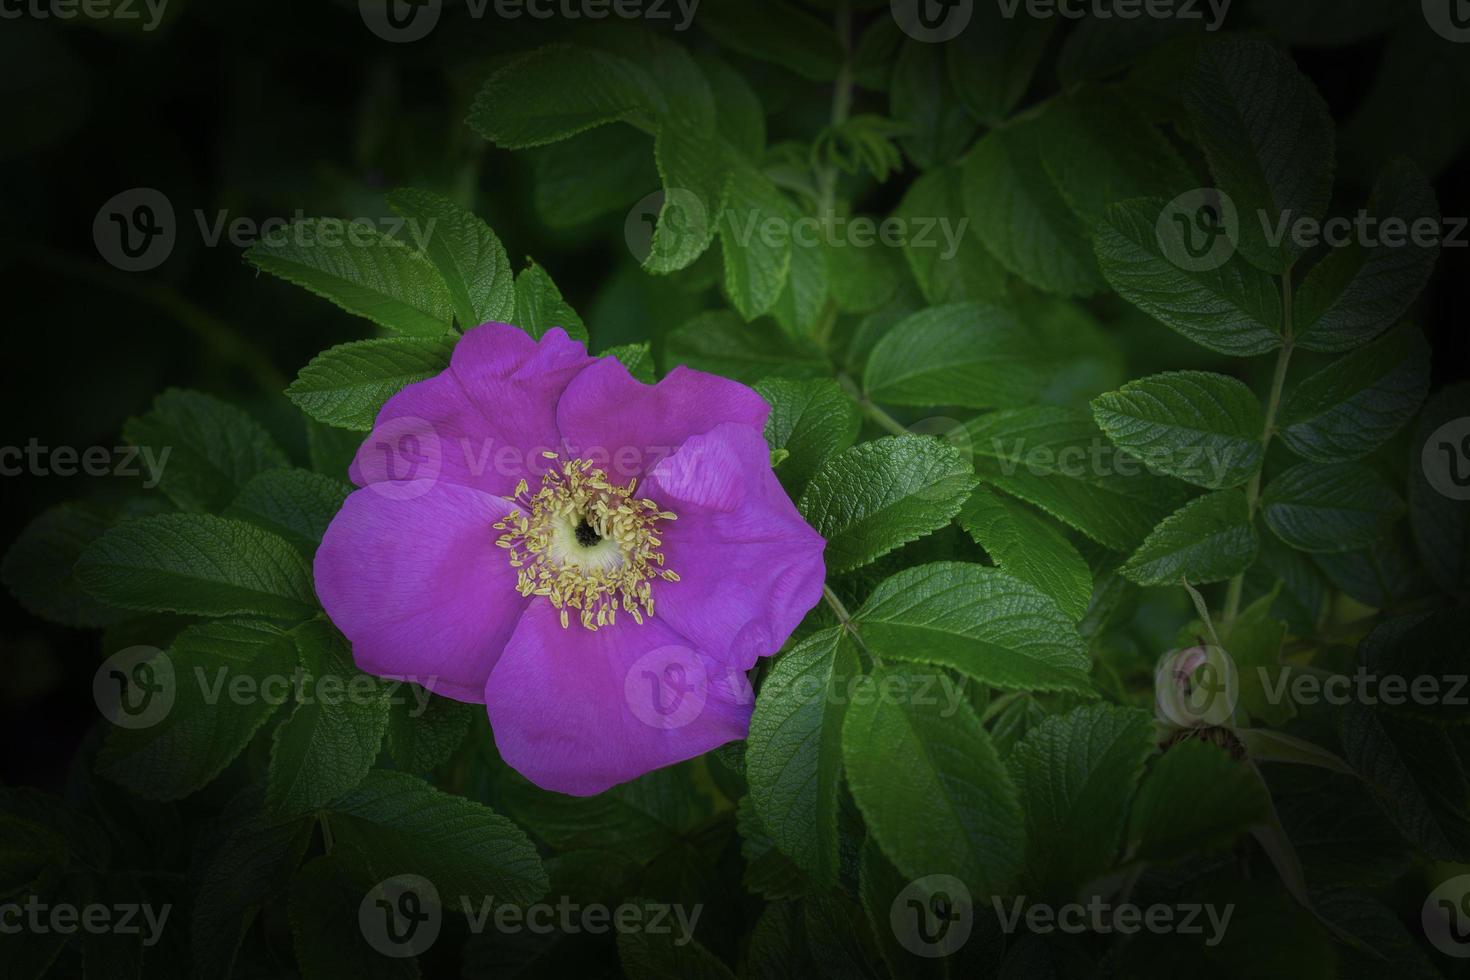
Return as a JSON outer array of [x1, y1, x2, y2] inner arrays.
[[1222, 267, 1295, 624]]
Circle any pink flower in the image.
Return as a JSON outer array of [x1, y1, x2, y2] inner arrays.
[[314, 323, 825, 795]]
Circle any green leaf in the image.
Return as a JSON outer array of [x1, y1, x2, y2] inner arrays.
[[665, 311, 828, 383], [963, 406, 1191, 551], [963, 116, 1104, 297], [698, 52, 765, 160], [945, 5, 1054, 125], [2, 503, 128, 627], [1408, 383, 1470, 595], [1093, 198, 1284, 356], [1091, 371, 1266, 489], [1357, 608, 1470, 728], [646, 123, 727, 273], [225, 469, 351, 557], [467, 43, 660, 148], [1128, 740, 1270, 863], [718, 166, 793, 319], [287, 336, 454, 432], [1294, 158, 1441, 352], [798, 436, 976, 574], [855, 562, 1094, 695], [894, 165, 1008, 305], [290, 856, 418, 980], [843, 664, 1024, 896], [513, 260, 589, 343], [76, 514, 317, 620], [123, 388, 289, 512], [863, 302, 1053, 410], [245, 219, 455, 336], [1040, 86, 1195, 229], [891, 39, 976, 170], [755, 377, 861, 496], [823, 226, 903, 315], [98, 620, 296, 800], [266, 621, 390, 818], [1221, 589, 1292, 728], [617, 924, 736, 980], [192, 803, 315, 980], [1183, 38, 1336, 273], [1277, 324, 1431, 461], [1121, 490, 1257, 586], [327, 770, 547, 906], [603, 341, 656, 383], [696, 0, 842, 82], [386, 187, 515, 329], [770, 222, 830, 339], [747, 628, 858, 888], [1261, 462, 1404, 553], [957, 488, 1092, 621], [530, 126, 658, 229], [1008, 703, 1155, 898], [383, 689, 474, 775]]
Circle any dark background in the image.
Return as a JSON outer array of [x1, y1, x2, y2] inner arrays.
[[3, 0, 1468, 790]]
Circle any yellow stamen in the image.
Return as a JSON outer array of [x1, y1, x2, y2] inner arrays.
[[494, 456, 677, 631]]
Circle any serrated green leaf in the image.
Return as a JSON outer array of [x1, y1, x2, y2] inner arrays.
[[1184, 38, 1336, 273], [823, 228, 903, 315], [290, 856, 418, 980], [513, 261, 588, 343], [328, 770, 546, 905], [225, 469, 350, 556], [1261, 461, 1403, 553], [76, 514, 317, 620], [603, 341, 656, 383], [1008, 703, 1155, 898], [957, 488, 1092, 621], [530, 126, 658, 228], [1128, 740, 1270, 863], [963, 406, 1191, 551], [665, 310, 828, 383], [383, 689, 474, 776], [1277, 323, 1431, 461], [756, 377, 860, 496], [856, 562, 1094, 695], [245, 219, 455, 336], [617, 923, 736, 980], [963, 116, 1105, 297], [1221, 589, 1292, 728], [945, 4, 1054, 125], [696, 0, 842, 82], [718, 166, 792, 319], [1092, 370, 1265, 489], [863, 302, 1052, 410], [647, 123, 727, 273], [387, 187, 515, 329], [895, 165, 1008, 305], [798, 436, 976, 574], [1041, 86, 1195, 229], [123, 388, 289, 512], [1121, 490, 1257, 585], [1093, 198, 1283, 356], [1294, 158, 1441, 352], [698, 52, 765, 160], [771, 220, 829, 339], [266, 621, 390, 818], [98, 620, 296, 800], [287, 336, 454, 432], [747, 628, 857, 888], [891, 39, 976, 170], [467, 43, 661, 148], [843, 664, 1024, 896], [2, 503, 128, 628]]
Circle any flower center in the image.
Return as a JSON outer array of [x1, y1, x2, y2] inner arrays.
[[494, 452, 678, 631]]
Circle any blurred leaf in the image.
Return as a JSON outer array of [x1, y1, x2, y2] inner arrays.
[[1261, 462, 1403, 553]]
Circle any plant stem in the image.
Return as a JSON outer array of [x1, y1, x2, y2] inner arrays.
[[1223, 268, 1295, 623], [814, 1, 854, 222], [822, 583, 880, 664], [836, 373, 910, 437]]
